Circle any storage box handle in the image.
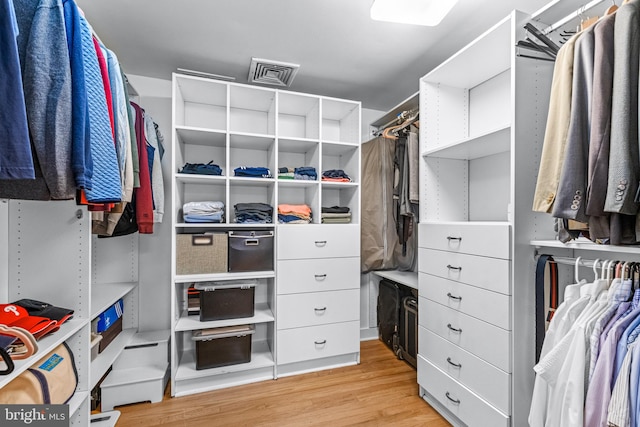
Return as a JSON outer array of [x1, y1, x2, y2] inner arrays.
[[314, 307, 327, 313], [244, 239, 259, 246], [192, 235, 213, 246], [314, 274, 327, 280], [314, 339, 327, 345], [314, 240, 327, 247]]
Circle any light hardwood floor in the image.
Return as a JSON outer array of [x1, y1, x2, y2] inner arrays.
[[112, 339, 451, 426]]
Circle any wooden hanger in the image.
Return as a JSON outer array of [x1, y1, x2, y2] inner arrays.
[[580, 15, 599, 30], [605, 0, 619, 15]]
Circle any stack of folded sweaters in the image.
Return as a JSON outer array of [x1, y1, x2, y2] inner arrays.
[[321, 206, 351, 224], [278, 204, 312, 224], [234, 203, 273, 224], [278, 166, 317, 180], [234, 166, 272, 178], [183, 201, 225, 223], [321, 169, 351, 182]]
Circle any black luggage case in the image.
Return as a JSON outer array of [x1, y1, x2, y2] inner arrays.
[[398, 295, 418, 368], [377, 278, 413, 353]]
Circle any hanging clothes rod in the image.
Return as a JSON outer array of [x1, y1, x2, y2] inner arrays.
[[373, 108, 419, 136], [541, 0, 607, 34], [536, 253, 637, 269]]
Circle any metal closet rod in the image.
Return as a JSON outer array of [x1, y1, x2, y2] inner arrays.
[[538, 254, 633, 268], [542, 0, 608, 34]]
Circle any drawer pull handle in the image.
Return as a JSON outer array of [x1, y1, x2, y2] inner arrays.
[[447, 323, 463, 333], [445, 392, 461, 405], [314, 274, 327, 280], [447, 293, 462, 301], [447, 265, 462, 272], [315, 240, 327, 247], [314, 340, 327, 345], [446, 357, 462, 368], [447, 236, 462, 242], [314, 307, 327, 312]]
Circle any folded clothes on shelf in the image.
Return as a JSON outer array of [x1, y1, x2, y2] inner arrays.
[[183, 201, 225, 223], [294, 166, 317, 181], [278, 204, 312, 224], [322, 169, 351, 182], [321, 206, 350, 214], [234, 166, 272, 178], [234, 202, 273, 224], [180, 161, 223, 176], [278, 167, 295, 180]]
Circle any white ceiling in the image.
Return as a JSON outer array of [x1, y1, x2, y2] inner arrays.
[[76, 0, 560, 111]]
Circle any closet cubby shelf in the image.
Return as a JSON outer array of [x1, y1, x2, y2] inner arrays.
[[228, 177, 276, 187], [321, 181, 358, 189], [175, 174, 226, 184], [531, 239, 640, 254], [175, 341, 274, 382], [277, 180, 318, 188], [422, 125, 511, 160], [90, 328, 136, 390], [91, 282, 138, 320], [175, 223, 275, 229], [175, 126, 226, 147], [229, 132, 276, 145], [175, 303, 275, 332], [278, 137, 320, 145], [68, 391, 89, 418], [0, 317, 88, 389], [174, 271, 275, 284]]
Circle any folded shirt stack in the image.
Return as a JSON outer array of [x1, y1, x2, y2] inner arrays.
[[234, 166, 272, 178], [321, 206, 351, 224], [183, 201, 225, 223], [234, 202, 273, 224], [180, 161, 223, 176], [322, 169, 351, 182], [294, 166, 317, 180], [278, 203, 312, 224], [278, 167, 294, 180]]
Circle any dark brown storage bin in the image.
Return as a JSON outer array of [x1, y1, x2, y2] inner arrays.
[[192, 325, 255, 370], [176, 233, 228, 275], [98, 316, 123, 353], [228, 231, 274, 272], [194, 281, 256, 321]]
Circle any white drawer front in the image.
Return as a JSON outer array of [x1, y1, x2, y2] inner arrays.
[[419, 248, 511, 295], [278, 257, 359, 294], [418, 355, 509, 427], [418, 222, 510, 259], [419, 326, 511, 414], [277, 289, 360, 329], [277, 321, 360, 365], [277, 224, 360, 260], [419, 298, 511, 372], [420, 273, 511, 330]]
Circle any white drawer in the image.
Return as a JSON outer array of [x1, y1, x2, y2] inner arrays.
[[277, 224, 360, 260], [419, 248, 511, 295], [418, 355, 509, 427], [278, 257, 359, 294], [419, 273, 511, 330], [277, 321, 360, 365], [277, 289, 360, 329], [419, 326, 511, 414], [419, 297, 511, 372], [418, 222, 510, 259]]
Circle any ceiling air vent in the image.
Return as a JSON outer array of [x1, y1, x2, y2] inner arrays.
[[248, 58, 300, 87]]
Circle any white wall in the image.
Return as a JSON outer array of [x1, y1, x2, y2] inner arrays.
[[361, 107, 385, 142]]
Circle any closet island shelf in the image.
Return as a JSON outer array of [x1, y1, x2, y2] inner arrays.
[[422, 125, 510, 160], [531, 239, 640, 254], [175, 303, 275, 332]]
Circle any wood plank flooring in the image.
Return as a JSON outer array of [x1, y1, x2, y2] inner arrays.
[[112, 340, 451, 426]]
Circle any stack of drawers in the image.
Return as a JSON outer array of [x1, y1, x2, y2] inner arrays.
[[417, 223, 511, 427], [276, 225, 360, 370]]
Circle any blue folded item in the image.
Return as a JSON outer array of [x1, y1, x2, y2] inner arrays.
[[322, 169, 350, 179], [96, 299, 123, 333], [234, 166, 272, 178], [180, 161, 223, 176], [184, 212, 224, 223]]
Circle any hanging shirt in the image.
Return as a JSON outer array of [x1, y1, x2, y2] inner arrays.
[[144, 113, 164, 223], [130, 102, 153, 234], [0, 0, 34, 180], [607, 342, 635, 427]]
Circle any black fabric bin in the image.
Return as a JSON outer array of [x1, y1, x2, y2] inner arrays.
[[228, 231, 274, 272], [194, 281, 256, 321], [192, 325, 255, 370]]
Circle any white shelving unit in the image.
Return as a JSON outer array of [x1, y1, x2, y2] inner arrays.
[[417, 10, 557, 427], [171, 73, 361, 397]]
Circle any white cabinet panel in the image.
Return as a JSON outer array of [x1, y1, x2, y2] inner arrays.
[[277, 321, 360, 365], [419, 297, 510, 372], [419, 222, 510, 259], [420, 327, 511, 414], [277, 224, 360, 260], [277, 289, 360, 329], [277, 257, 359, 294], [419, 273, 510, 330], [419, 248, 511, 295], [418, 355, 509, 427]]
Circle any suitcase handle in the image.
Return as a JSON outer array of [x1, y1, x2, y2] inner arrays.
[[445, 392, 461, 405], [447, 323, 462, 334], [446, 236, 462, 242], [447, 292, 462, 302], [244, 239, 259, 246], [446, 357, 462, 368], [314, 340, 327, 345], [314, 274, 327, 280], [314, 307, 327, 313], [314, 240, 327, 247], [446, 264, 462, 272], [192, 235, 213, 245]]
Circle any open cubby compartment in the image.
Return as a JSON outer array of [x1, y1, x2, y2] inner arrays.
[[321, 185, 359, 225], [277, 182, 320, 224], [175, 180, 227, 225], [321, 142, 359, 183], [423, 150, 511, 222], [278, 138, 320, 178], [174, 74, 227, 130], [229, 85, 276, 135], [174, 127, 227, 175], [228, 180, 276, 224], [278, 91, 320, 140], [321, 98, 360, 143], [229, 134, 276, 177]]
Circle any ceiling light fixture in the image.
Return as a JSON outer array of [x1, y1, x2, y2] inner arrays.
[[370, 0, 459, 26]]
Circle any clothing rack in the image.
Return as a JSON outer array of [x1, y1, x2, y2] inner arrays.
[[541, 0, 607, 35], [373, 109, 419, 137]]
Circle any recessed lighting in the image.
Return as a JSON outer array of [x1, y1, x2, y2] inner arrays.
[[370, 0, 458, 26]]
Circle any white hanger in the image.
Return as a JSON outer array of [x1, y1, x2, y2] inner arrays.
[[575, 256, 583, 283], [592, 258, 601, 281]]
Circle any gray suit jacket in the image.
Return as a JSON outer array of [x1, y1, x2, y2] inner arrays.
[[605, 0, 640, 215], [552, 25, 595, 222]]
